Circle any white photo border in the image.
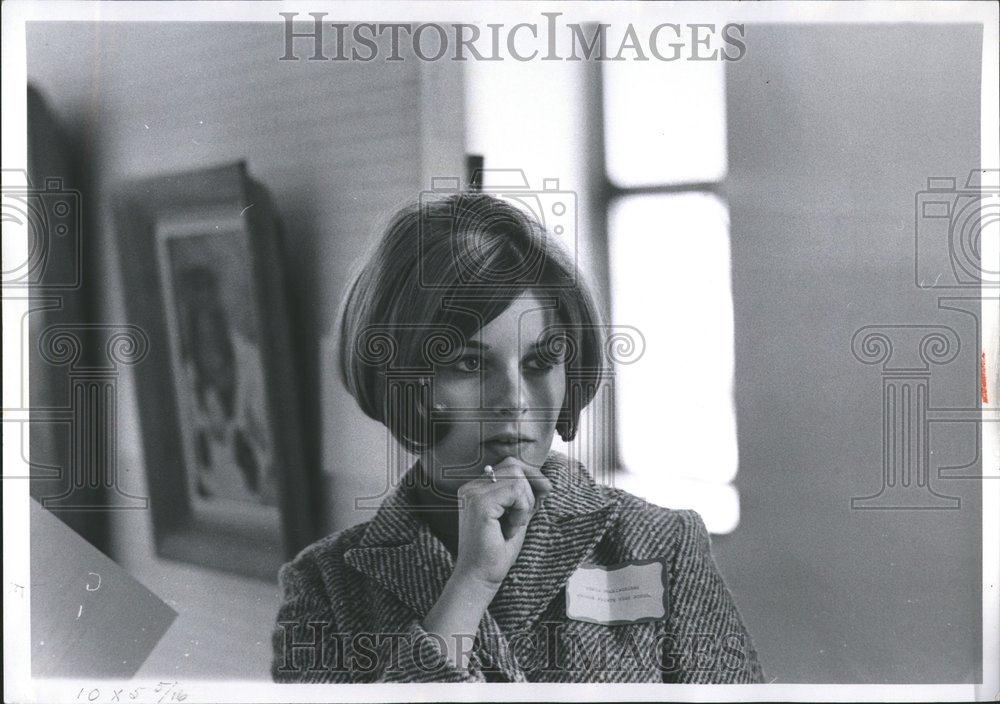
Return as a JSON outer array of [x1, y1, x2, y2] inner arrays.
[[3, 2, 997, 702]]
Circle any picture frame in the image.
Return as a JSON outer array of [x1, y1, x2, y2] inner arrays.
[[113, 161, 315, 581]]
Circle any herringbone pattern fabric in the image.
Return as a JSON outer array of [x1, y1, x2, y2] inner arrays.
[[271, 451, 764, 683]]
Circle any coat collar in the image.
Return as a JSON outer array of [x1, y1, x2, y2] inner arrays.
[[342, 450, 622, 639]]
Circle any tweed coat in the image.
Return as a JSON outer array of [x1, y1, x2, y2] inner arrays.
[[271, 451, 764, 683]]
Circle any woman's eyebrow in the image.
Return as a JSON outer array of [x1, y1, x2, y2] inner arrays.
[[526, 335, 563, 353], [459, 337, 562, 353]]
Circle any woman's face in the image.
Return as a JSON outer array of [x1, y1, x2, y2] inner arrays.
[[424, 291, 566, 495]]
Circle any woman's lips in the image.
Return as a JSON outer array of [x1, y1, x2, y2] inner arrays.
[[483, 437, 536, 453]]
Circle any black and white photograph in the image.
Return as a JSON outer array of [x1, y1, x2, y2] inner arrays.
[[3, 1, 998, 701]]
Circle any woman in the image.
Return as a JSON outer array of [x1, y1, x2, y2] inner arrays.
[[271, 193, 763, 683]]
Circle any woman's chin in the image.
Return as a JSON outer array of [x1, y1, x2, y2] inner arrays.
[[428, 439, 554, 487], [483, 440, 536, 464]]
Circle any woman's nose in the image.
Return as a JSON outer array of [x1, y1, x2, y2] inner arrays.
[[488, 363, 528, 416]]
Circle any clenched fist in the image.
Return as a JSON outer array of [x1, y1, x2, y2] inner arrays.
[[452, 456, 553, 588]]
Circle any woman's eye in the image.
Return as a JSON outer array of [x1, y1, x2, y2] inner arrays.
[[456, 356, 481, 372], [525, 356, 555, 372]]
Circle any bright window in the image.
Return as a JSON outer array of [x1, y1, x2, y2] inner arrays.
[[603, 60, 739, 534], [603, 60, 727, 187]]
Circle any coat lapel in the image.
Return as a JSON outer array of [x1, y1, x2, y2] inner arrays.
[[488, 453, 622, 637], [341, 469, 455, 619], [341, 451, 621, 679]]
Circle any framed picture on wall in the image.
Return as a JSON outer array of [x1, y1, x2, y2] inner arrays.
[[156, 207, 282, 534], [113, 161, 316, 581]]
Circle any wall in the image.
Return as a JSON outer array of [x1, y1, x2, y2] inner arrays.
[[719, 24, 982, 682], [26, 21, 464, 678]]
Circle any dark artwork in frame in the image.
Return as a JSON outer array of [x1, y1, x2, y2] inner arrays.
[[113, 161, 315, 581]]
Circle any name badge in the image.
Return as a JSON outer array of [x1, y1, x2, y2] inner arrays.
[[565, 558, 668, 625]]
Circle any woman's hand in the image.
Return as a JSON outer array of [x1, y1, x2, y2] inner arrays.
[[452, 456, 553, 589], [421, 456, 552, 671]]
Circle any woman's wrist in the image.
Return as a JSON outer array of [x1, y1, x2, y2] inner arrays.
[[448, 567, 503, 606], [420, 569, 500, 670], [426, 568, 500, 633]]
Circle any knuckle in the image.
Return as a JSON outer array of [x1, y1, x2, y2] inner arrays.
[[515, 483, 533, 507], [495, 461, 526, 478], [516, 473, 533, 493]]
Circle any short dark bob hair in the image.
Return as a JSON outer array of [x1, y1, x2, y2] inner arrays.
[[338, 192, 606, 454]]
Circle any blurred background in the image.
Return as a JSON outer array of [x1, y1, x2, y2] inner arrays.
[[23, 20, 983, 682]]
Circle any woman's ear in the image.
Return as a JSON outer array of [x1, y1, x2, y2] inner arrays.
[[555, 392, 575, 442]]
